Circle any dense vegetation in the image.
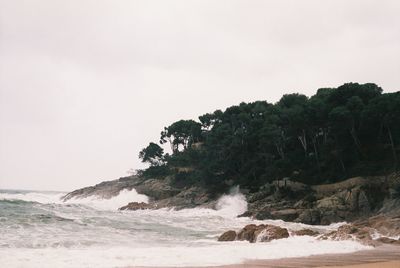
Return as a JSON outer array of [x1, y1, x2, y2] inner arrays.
[[139, 83, 400, 193]]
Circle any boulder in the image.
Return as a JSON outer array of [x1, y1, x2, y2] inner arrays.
[[236, 224, 289, 243], [119, 202, 154, 211], [353, 215, 400, 237], [295, 209, 321, 225], [257, 225, 289, 242], [293, 229, 320, 236], [317, 196, 345, 210], [270, 209, 300, 221], [254, 210, 272, 220], [320, 224, 374, 245], [376, 237, 400, 245], [218, 230, 237, 241], [237, 224, 262, 242]]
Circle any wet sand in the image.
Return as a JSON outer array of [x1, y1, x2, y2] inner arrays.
[[220, 245, 400, 268]]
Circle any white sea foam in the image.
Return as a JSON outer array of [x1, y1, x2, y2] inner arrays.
[[215, 186, 248, 217], [0, 188, 148, 210], [65, 188, 149, 210], [0, 187, 372, 267], [0, 237, 370, 268], [0, 191, 65, 204]]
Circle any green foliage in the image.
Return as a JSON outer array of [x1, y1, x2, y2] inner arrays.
[[139, 142, 165, 166], [141, 83, 400, 193], [160, 120, 202, 153], [142, 165, 171, 178]]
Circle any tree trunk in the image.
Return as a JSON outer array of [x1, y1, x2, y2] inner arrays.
[[312, 135, 321, 172], [387, 126, 398, 170], [298, 129, 307, 157], [339, 156, 346, 176]]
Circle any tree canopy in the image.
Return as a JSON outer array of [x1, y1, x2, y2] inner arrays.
[[139, 83, 400, 193]]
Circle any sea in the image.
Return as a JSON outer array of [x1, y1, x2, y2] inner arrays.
[[0, 188, 370, 267]]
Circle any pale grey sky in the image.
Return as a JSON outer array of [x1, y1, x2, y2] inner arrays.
[[1, 0, 399, 191]]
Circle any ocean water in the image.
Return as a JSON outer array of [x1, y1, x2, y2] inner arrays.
[[0, 188, 370, 268]]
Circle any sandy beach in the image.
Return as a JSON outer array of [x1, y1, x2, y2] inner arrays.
[[199, 245, 400, 268]]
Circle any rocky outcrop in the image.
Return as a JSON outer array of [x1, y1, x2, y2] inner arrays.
[[62, 175, 215, 210], [320, 215, 400, 246], [218, 230, 237, 241], [293, 229, 320, 236], [244, 174, 398, 225], [320, 224, 374, 245], [119, 202, 155, 211], [219, 224, 289, 243], [63, 172, 400, 229]]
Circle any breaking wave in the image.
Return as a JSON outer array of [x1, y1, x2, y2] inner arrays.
[[0, 188, 371, 267]]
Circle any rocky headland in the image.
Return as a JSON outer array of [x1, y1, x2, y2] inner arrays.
[[62, 172, 400, 246]]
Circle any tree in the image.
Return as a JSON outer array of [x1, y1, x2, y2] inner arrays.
[[160, 120, 202, 153], [139, 142, 165, 166]]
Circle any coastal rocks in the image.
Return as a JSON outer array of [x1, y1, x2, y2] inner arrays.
[[376, 237, 400, 245], [218, 224, 289, 243], [119, 202, 154, 211], [217, 230, 237, 241], [256, 225, 290, 242], [62, 175, 215, 211], [295, 209, 321, 225], [321, 224, 373, 244], [318, 214, 400, 246], [353, 215, 400, 237], [292, 229, 320, 236], [270, 209, 300, 221]]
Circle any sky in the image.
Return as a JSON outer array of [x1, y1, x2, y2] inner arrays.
[[1, 0, 399, 191]]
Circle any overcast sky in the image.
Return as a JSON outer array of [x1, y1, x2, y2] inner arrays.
[[1, 0, 399, 191]]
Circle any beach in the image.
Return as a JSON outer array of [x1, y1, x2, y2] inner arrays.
[[210, 245, 400, 268]]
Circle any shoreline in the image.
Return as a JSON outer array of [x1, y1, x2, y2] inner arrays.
[[218, 245, 400, 268]]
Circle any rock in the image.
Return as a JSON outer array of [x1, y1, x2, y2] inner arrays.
[[376, 237, 400, 245], [257, 225, 289, 242], [295, 209, 321, 225], [293, 229, 320, 236], [218, 230, 237, 241], [254, 210, 272, 220], [320, 210, 343, 225], [236, 224, 289, 243], [317, 196, 345, 210], [119, 202, 154, 211], [353, 215, 400, 237], [270, 209, 300, 222], [237, 224, 262, 242], [358, 190, 371, 212], [320, 224, 374, 245], [237, 211, 253, 218]]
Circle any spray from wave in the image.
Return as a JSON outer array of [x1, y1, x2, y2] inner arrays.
[[0, 188, 148, 211], [0, 187, 372, 267], [215, 186, 248, 217], [65, 189, 149, 210]]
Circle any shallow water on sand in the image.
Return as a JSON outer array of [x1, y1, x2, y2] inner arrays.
[[0, 188, 370, 267]]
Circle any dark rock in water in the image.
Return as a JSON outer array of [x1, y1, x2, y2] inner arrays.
[[236, 224, 261, 242], [257, 225, 289, 242], [235, 224, 289, 243], [376, 237, 400, 245], [270, 209, 300, 221], [319, 213, 400, 246], [295, 209, 321, 225], [353, 215, 400, 238], [320, 224, 374, 245], [218, 230, 237, 241], [237, 211, 252, 218], [119, 202, 154, 211], [62, 175, 215, 211], [293, 229, 320, 236], [254, 210, 272, 220]]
